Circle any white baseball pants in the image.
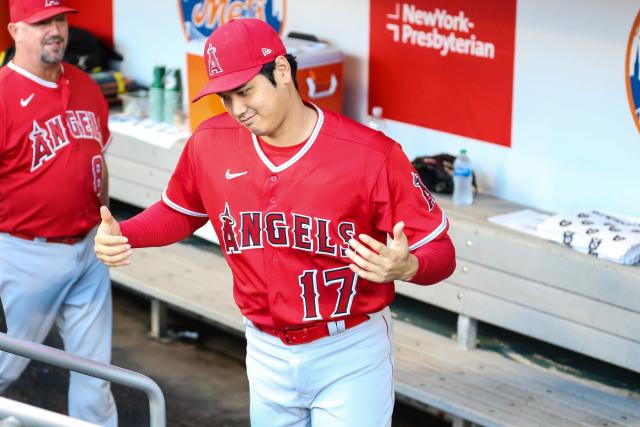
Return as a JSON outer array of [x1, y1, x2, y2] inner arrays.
[[245, 308, 395, 427], [0, 229, 117, 427]]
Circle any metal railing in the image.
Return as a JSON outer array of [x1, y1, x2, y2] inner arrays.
[[0, 397, 99, 427], [0, 333, 165, 427]]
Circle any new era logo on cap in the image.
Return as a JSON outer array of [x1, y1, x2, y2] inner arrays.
[[45, 0, 61, 6], [192, 18, 287, 102]]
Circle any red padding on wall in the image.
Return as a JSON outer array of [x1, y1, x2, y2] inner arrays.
[[68, 0, 114, 49], [0, 1, 12, 51]]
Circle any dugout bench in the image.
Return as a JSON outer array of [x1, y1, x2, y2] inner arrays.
[[106, 129, 640, 426]]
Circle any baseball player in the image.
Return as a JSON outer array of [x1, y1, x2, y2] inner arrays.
[[0, 1, 117, 425], [95, 18, 455, 426]]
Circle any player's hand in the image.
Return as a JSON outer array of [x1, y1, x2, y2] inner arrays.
[[345, 221, 418, 283], [94, 206, 131, 267]]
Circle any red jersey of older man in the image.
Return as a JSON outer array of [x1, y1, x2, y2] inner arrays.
[[369, 0, 516, 147]]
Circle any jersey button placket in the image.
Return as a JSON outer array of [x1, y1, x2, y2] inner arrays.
[[267, 174, 278, 208]]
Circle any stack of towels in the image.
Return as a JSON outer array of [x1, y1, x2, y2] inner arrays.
[[537, 211, 640, 265]]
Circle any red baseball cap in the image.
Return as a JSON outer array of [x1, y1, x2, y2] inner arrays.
[[10, 0, 77, 24], [192, 18, 287, 102]]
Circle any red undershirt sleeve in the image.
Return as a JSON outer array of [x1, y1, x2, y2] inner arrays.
[[408, 234, 456, 286], [120, 201, 208, 248]]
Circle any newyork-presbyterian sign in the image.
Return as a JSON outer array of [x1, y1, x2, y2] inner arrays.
[[369, 1, 517, 147]]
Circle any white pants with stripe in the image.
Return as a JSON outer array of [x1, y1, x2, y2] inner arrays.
[[0, 229, 117, 427], [245, 308, 395, 427]]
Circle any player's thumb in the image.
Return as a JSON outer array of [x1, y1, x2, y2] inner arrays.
[[392, 221, 407, 244], [99, 206, 121, 235]]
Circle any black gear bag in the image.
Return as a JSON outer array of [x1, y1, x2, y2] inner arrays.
[[412, 153, 477, 194]]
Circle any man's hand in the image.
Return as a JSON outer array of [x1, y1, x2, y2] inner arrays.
[[94, 206, 131, 267], [345, 221, 418, 283]]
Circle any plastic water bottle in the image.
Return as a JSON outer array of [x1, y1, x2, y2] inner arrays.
[[453, 149, 473, 205], [366, 106, 386, 131], [149, 65, 165, 123]]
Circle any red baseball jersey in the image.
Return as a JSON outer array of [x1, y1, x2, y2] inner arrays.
[[0, 62, 110, 238], [164, 105, 448, 329]]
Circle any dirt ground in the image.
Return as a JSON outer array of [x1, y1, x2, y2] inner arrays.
[[3, 287, 449, 426]]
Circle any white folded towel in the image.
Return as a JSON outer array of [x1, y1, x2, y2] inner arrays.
[[536, 211, 640, 265]]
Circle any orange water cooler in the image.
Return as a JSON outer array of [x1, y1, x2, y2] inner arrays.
[[186, 36, 344, 131]]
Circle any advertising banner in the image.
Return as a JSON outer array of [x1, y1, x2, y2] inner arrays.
[[179, 0, 286, 40], [369, 0, 517, 147], [627, 10, 640, 134]]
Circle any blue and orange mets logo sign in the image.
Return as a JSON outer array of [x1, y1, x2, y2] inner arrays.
[[179, 0, 286, 40], [627, 10, 640, 133]]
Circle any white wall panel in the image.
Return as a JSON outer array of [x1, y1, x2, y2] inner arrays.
[[113, 0, 640, 217]]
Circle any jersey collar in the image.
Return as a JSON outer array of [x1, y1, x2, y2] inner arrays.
[[7, 61, 60, 88], [252, 103, 324, 173]]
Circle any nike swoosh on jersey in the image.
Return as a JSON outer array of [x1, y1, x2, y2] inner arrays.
[[20, 93, 35, 107], [225, 169, 248, 180]]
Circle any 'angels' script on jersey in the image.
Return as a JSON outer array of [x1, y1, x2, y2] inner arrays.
[[219, 203, 356, 257], [30, 110, 103, 172]]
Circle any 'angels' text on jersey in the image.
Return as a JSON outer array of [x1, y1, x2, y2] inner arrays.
[[219, 203, 356, 257], [30, 110, 103, 172]]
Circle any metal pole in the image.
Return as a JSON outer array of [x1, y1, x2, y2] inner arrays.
[[0, 397, 99, 427], [0, 333, 165, 427]]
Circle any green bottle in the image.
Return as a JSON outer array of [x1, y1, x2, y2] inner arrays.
[[149, 65, 165, 123], [163, 68, 182, 126]]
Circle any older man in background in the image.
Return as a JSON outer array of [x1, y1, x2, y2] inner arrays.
[[0, 1, 116, 425]]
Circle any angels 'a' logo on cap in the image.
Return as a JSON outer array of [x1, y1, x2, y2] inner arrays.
[[207, 43, 223, 77], [45, 0, 61, 6], [261, 48, 272, 56]]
